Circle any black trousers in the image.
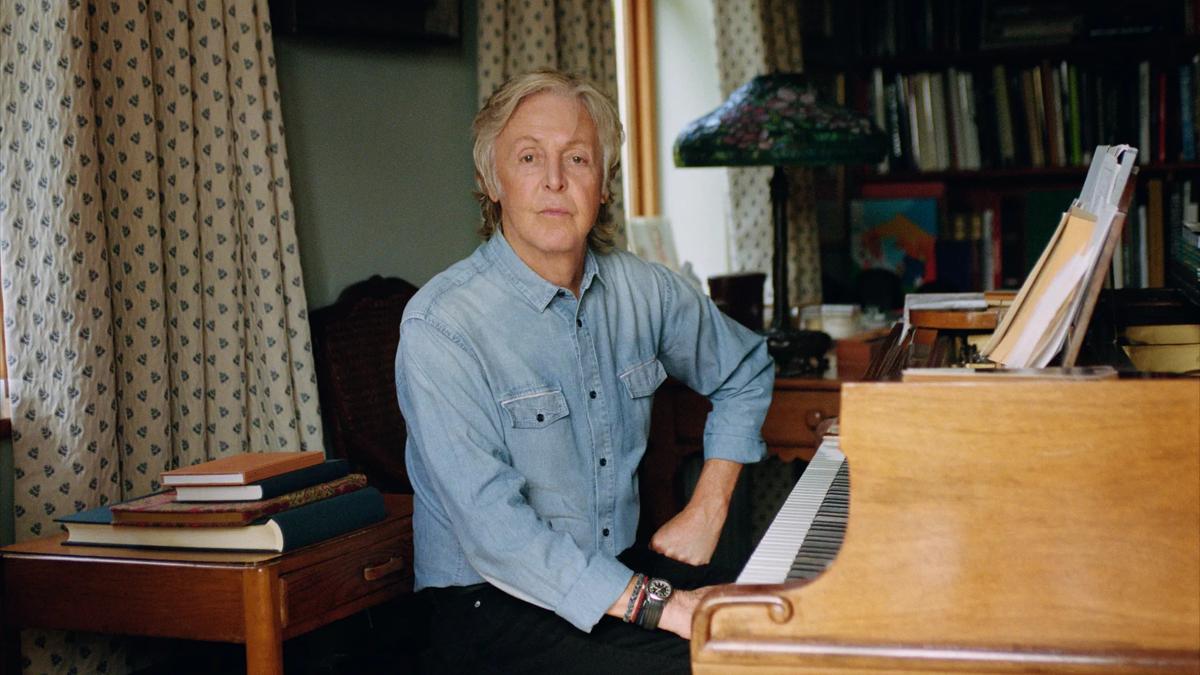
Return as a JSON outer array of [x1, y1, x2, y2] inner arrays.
[[419, 547, 738, 675]]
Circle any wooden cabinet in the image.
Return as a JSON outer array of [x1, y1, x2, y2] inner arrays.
[[640, 378, 839, 536]]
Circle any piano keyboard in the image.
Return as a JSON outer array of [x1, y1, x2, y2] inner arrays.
[[737, 437, 848, 584]]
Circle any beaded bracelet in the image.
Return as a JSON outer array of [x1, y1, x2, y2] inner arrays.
[[622, 573, 646, 623]]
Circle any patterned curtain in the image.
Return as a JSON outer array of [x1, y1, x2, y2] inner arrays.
[[0, 1, 322, 672], [476, 0, 626, 245], [713, 0, 821, 310]]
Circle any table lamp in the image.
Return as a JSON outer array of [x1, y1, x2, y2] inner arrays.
[[674, 73, 888, 376]]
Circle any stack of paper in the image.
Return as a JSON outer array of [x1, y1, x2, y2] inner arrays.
[[981, 145, 1137, 368]]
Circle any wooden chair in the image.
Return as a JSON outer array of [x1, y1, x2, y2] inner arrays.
[[310, 275, 420, 493]]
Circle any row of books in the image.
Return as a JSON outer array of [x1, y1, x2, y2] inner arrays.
[[868, 58, 1200, 174], [849, 193, 1006, 294], [810, 0, 1195, 61], [851, 175, 1195, 295], [1168, 181, 1200, 305], [57, 452, 387, 552]]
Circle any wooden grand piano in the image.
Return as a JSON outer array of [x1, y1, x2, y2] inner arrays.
[[691, 377, 1199, 673], [690, 147, 1200, 673]]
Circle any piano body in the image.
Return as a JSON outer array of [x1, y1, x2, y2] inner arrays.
[[691, 377, 1200, 673]]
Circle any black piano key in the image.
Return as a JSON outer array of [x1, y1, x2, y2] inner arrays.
[[786, 461, 852, 579]]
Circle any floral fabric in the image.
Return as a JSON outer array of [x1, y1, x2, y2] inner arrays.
[[0, 0, 320, 672]]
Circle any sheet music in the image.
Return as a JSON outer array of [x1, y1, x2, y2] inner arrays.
[[982, 145, 1137, 367]]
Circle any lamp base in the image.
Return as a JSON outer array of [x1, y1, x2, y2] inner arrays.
[[766, 327, 832, 378]]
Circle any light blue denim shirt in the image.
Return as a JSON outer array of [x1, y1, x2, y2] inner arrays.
[[394, 230, 773, 632]]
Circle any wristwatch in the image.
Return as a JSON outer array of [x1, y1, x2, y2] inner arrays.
[[637, 577, 673, 630]]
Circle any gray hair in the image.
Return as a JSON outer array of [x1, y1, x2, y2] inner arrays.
[[472, 69, 624, 252]]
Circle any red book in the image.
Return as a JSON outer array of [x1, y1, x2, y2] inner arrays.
[[860, 181, 947, 200], [161, 451, 325, 486], [111, 473, 368, 527]]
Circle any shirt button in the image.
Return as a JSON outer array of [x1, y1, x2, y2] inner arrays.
[[602, 528, 610, 537], [599, 458, 607, 467], [589, 390, 597, 399], [536, 413, 544, 422], [576, 318, 582, 327]]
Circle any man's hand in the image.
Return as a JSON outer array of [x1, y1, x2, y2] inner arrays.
[[657, 586, 712, 639], [650, 502, 723, 565], [650, 459, 742, 565]]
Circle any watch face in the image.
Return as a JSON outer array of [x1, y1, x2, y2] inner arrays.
[[647, 578, 673, 601]]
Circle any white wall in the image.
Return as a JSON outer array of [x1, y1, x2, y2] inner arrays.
[[274, 9, 480, 309], [654, 0, 731, 287]]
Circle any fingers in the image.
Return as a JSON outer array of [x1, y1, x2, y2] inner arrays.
[[651, 533, 716, 565]]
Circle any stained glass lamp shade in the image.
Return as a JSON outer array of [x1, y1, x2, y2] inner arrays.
[[674, 73, 888, 375]]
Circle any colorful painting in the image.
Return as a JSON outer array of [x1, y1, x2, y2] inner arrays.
[[850, 198, 939, 291]]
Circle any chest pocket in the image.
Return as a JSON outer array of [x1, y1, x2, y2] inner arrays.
[[500, 389, 570, 429], [619, 358, 667, 399]]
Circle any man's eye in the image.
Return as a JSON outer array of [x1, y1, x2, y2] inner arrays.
[[571, 155, 587, 164], [520, 153, 535, 163]]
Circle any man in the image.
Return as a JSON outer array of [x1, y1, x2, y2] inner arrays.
[[395, 69, 774, 673]]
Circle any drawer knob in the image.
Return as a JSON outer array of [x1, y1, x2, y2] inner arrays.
[[362, 556, 406, 582], [805, 409, 824, 430]]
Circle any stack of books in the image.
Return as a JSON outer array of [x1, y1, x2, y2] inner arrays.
[[56, 452, 387, 552]]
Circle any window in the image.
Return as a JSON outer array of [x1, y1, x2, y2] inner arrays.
[[617, 0, 731, 287]]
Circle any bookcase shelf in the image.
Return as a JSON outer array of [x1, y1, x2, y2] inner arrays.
[[859, 162, 1200, 185], [808, 36, 1200, 73], [807, 0, 1200, 304]]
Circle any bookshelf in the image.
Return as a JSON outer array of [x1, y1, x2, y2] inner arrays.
[[803, 0, 1200, 305]]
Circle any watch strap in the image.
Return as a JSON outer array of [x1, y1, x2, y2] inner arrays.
[[638, 595, 665, 630], [636, 577, 672, 630]]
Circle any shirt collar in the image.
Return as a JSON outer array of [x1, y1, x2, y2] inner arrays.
[[485, 229, 604, 312]]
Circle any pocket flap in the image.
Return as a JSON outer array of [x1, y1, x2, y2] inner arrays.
[[619, 359, 667, 398], [500, 390, 570, 429]]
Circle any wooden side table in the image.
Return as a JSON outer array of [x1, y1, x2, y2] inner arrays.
[[641, 378, 840, 535], [0, 494, 413, 675]]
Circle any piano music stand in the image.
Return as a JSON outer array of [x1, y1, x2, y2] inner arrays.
[[1061, 166, 1139, 366]]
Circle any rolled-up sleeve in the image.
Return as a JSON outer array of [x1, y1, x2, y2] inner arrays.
[[396, 316, 632, 632], [651, 265, 775, 464]]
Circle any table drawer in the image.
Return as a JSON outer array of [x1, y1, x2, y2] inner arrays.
[[671, 386, 839, 452], [762, 388, 839, 450], [280, 530, 412, 629]]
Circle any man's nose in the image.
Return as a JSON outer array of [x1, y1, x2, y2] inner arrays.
[[543, 160, 565, 191]]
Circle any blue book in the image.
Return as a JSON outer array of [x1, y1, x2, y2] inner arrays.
[[56, 487, 387, 552], [173, 459, 351, 502]]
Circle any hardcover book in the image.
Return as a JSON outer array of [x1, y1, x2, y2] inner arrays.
[[110, 473, 368, 526], [850, 197, 939, 293], [173, 459, 351, 502], [56, 487, 387, 552], [161, 451, 325, 486]]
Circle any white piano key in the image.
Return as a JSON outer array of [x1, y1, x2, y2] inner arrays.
[[737, 438, 846, 584]]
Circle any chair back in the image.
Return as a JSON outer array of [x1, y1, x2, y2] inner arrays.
[[311, 275, 419, 493]]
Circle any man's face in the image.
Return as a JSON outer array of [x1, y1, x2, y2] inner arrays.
[[489, 91, 604, 269]]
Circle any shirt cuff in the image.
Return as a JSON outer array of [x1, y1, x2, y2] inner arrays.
[[555, 554, 634, 632], [702, 429, 768, 464]]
